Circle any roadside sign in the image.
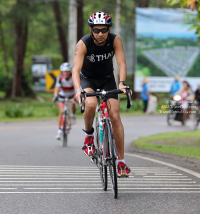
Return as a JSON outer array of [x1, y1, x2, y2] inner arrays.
[[46, 70, 61, 92]]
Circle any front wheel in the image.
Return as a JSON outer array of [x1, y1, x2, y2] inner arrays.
[[105, 119, 118, 199], [63, 113, 68, 147], [95, 117, 107, 191]]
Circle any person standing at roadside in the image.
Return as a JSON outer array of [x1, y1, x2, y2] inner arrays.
[[170, 76, 181, 98], [141, 77, 149, 113]]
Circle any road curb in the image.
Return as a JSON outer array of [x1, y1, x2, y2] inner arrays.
[[129, 146, 200, 166]]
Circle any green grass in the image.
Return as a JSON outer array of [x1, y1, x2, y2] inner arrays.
[[133, 131, 200, 159], [0, 91, 146, 122]]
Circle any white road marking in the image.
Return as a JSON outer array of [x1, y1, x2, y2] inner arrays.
[[23, 187, 200, 190], [0, 165, 199, 194], [143, 176, 188, 178], [0, 188, 17, 189], [125, 153, 200, 179], [0, 191, 199, 194], [0, 184, 199, 187], [0, 178, 192, 181]]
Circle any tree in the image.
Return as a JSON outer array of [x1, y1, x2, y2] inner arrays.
[[11, 0, 30, 98], [167, 0, 200, 37], [77, 0, 84, 41], [0, 10, 9, 77], [53, 0, 68, 62]]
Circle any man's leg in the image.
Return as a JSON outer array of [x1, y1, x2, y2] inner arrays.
[[107, 98, 124, 160], [84, 88, 97, 131], [58, 104, 64, 128], [82, 88, 97, 156], [70, 100, 76, 124], [71, 101, 76, 115], [107, 98, 131, 176], [56, 104, 64, 139]]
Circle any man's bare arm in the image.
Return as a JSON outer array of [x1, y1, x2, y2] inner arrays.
[[113, 36, 127, 92], [72, 40, 87, 104]]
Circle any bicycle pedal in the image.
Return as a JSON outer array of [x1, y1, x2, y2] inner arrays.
[[90, 156, 97, 164], [117, 175, 129, 178]]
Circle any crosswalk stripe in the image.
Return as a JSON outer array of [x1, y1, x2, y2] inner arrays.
[[0, 165, 198, 194]]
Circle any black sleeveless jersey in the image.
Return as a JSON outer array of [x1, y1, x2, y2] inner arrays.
[[81, 33, 117, 79]]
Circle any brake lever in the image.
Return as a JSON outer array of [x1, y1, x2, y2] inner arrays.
[[126, 87, 132, 109], [80, 89, 85, 113]]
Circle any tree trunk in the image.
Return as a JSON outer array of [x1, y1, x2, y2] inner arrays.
[[11, 0, 29, 98], [138, 0, 150, 7], [77, 0, 83, 41], [53, 0, 68, 62], [0, 11, 9, 77]]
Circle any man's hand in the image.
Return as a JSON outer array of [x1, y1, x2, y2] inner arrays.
[[75, 90, 82, 106], [119, 83, 133, 96], [119, 82, 126, 94]]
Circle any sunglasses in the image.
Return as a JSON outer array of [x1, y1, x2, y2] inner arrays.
[[92, 28, 109, 34]]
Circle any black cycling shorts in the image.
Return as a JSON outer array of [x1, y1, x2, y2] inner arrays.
[[80, 73, 118, 100]]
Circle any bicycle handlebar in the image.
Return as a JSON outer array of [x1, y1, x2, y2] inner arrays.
[[85, 86, 132, 110]]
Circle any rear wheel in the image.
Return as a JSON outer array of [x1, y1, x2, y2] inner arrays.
[[63, 113, 68, 147], [105, 119, 118, 199], [95, 117, 107, 191]]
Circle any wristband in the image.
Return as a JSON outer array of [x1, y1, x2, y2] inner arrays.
[[75, 88, 81, 93], [119, 81, 126, 86]]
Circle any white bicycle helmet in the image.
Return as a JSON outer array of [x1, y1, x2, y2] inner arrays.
[[88, 12, 112, 27], [60, 62, 72, 72]]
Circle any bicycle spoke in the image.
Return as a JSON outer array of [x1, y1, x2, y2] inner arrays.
[[95, 117, 107, 191], [105, 119, 118, 199]]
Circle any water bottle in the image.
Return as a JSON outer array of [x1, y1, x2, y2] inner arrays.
[[99, 122, 104, 144], [99, 122, 105, 160]]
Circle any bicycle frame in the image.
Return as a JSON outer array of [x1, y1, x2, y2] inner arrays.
[[96, 96, 112, 164], [59, 97, 71, 131]]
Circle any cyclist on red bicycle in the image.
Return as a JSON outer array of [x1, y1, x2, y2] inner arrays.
[[72, 12, 130, 177], [53, 62, 76, 140]]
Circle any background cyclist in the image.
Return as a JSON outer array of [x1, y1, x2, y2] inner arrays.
[[72, 12, 131, 177], [53, 62, 76, 140]]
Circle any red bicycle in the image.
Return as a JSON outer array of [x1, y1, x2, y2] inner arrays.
[[81, 86, 132, 199]]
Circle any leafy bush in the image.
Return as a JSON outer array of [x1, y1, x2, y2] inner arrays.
[[5, 104, 34, 118], [51, 107, 59, 116], [23, 106, 34, 117], [120, 99, 143, 112]]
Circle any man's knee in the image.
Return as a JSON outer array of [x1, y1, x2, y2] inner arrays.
[[85, 98, 96, 112], [109, 111, 120, 123]]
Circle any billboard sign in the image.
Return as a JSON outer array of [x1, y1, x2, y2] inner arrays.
[[135, 8, 200, 92]]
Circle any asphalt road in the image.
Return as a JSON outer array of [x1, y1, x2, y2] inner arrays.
[[0, 115, 199, 214]]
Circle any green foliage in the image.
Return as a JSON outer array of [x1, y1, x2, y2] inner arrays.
[[5, 104, 34, 118], [187, 54, 200, 77], [51, 107, 59, 116], [120, 99, 143, 112], [167, 0, 200, 36], [23, 106, 34, 117], [134, 130, 200, 159]]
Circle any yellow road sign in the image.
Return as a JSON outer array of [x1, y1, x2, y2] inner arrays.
[[46, 70, 61, 92]]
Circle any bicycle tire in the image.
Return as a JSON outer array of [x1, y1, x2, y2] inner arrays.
[[95, 117, 107, 191], [105, 119, 118, 199], [63, 112, 68, 147]]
